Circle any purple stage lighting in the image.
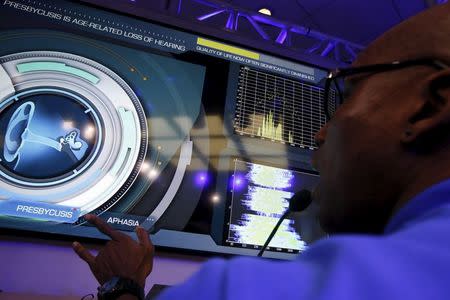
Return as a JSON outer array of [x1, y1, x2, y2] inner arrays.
[[231, 174, 245, 191], [178, 0, 365, 63], [195, 172, 209, 187], [197, 9, 226, 21]]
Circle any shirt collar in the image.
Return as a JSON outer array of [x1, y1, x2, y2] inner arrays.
[[384, 178, 450, 233]]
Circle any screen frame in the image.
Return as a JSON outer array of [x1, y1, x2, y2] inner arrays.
[[0, 0, 327, 259]]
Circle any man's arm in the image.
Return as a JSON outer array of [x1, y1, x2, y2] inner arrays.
[[72, 214, 153, 299]]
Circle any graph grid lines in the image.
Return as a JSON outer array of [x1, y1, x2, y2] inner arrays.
[[234, 66, 334, 149]]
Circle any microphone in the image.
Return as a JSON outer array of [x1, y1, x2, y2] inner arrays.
[[257, 189, 312, 257], [289, 189, 313, 212]]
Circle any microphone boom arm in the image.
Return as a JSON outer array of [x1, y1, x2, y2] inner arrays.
[[256, 189, 312, 257], [257, 210, 290, 257]]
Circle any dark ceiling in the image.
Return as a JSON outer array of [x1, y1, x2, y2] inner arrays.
[[82, 0, 447, 65], [225, 0, 433, 45]]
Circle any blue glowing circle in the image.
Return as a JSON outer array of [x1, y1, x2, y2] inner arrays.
[[0, 88, 103, 186]]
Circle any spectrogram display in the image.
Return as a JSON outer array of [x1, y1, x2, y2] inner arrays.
[[227, 160, 307, 252], [234, 66, 333, 150]]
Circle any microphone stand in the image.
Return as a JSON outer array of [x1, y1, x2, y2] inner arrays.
[[257, 189, 312, 257], [257, 210, 290, 257]]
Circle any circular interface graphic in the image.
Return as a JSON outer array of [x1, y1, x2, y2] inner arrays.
[[0, 88, 102, 185]]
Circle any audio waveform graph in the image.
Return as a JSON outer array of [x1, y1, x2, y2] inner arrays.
[[234, 66, 333, 150], [256, 111, 294, 144], [226, 160, 307, 253]]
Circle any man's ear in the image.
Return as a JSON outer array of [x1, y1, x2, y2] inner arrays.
[[401, 69, 450, 146]]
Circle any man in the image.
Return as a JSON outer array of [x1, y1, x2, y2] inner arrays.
[[73, 3, 450, 299]]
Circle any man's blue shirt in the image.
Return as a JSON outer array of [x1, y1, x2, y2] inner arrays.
[[158, 179, 450, 299]]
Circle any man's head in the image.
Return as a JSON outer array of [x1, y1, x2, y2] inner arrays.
[[313, 3, 450, 234]]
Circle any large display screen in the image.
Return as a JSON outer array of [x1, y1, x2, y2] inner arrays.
[[0, 0, 330, 258]]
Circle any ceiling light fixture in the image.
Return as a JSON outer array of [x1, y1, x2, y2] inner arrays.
[[258, 8, 272, 16]]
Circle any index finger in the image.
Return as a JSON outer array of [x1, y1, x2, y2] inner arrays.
[[85, 214, 123, 241], [135, 226, 153, 249]]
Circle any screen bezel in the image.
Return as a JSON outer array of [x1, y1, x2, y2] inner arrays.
[[0, 0, 326, 259]]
